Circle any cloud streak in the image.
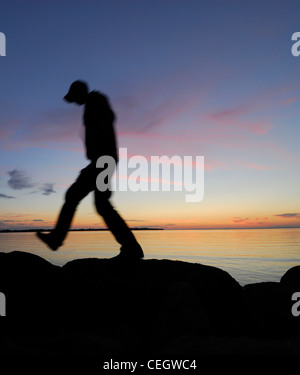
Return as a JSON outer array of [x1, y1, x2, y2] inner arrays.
[[0, 193, 15, 199], [275, 213, 300, 218], [231, 217, 249, 223], [209, 105, 272, 135], [7, 169, 56, 196], [40, 183, 56, 196], [7, 170, 35, 190]]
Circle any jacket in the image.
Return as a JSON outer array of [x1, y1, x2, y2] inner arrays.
[[83, 91, 118, 163]]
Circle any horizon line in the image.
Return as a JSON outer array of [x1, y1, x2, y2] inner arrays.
[[1, 226, 300, 233]]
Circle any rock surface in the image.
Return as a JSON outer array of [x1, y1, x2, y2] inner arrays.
[[0, 251, 300, 355]]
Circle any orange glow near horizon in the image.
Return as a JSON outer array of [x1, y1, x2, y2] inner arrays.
[[1, 211, 298, 231]]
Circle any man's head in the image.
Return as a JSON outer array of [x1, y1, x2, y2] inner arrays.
[[64, 80, 89, 105]]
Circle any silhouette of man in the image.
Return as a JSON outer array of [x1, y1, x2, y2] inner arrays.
[[37, 80, 144, 261]]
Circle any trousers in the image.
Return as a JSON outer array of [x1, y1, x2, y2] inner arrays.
[[52, 162, 137, 247]]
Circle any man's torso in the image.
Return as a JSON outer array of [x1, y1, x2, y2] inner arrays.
[[83, 91, 118, 162]]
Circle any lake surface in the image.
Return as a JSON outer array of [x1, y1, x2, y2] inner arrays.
[[0, 228, 299, 286]]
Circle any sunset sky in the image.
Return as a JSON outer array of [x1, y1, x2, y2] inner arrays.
[[1, 0, 300, 230]]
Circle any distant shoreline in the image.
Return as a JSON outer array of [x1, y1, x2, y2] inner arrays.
[[0, 227, 165, 233], [0, 226, 300, 233]]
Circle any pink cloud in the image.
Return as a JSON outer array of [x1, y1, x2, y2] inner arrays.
[[0, 127, 14, 141], [205, 83, 300, 137], [24, 108, 81, 143], [209, 104, 272, 135], [0, 80, 296, 172], [231, 217, 249, 223], [281, 97, 296, 106], [120, 150, 220, 172], [210, 105, 248, 121], [116, 93, 200, 135], [0, 107, 83, 151], [230, 216, 270, 226], [243, 162, 272, 170]]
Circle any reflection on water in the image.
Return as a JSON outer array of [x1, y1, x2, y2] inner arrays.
[[0, 228, 299, 286]]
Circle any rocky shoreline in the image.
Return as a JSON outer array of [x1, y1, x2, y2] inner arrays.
[[0, 250, 300, 355]]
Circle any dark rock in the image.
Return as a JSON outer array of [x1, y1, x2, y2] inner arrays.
[[242, 282, 292, 338], [1, 250, 300, 355], [281, 265, 300, 288], [134, 259, 243, 335], [162, 334, 300, 355], [153, 281, 210, 340], [280, 265, 300, 336], [0, 251, 61, 323], [0, 251, 243, 354]]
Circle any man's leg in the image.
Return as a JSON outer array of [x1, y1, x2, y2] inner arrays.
[[95, 192, 144, 259], [37, 164, 95, 250]]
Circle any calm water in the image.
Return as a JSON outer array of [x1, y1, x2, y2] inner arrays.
[[0, 228, 299, 286]]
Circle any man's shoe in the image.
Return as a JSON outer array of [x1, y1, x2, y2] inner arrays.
[[112, 242, 144, 262], [36, 232, 61, 251]]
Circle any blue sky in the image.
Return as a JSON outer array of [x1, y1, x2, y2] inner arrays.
[[1, 0, 300, 230]]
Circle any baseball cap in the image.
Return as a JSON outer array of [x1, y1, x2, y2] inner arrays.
[[64, 80, 88, 102]]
